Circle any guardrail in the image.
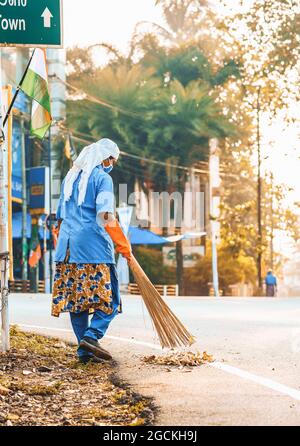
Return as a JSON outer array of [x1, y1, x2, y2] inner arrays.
[[128, 283, 179, 297], [9, 280, 45, 293]]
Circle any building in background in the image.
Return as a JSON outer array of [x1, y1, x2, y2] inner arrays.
[[134, 164, 208, 271]]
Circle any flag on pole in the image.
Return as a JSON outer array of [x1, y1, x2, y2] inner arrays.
[[64, 133, 77, 161], [28, 244, 42, 268], [20, 49, 52, 139]]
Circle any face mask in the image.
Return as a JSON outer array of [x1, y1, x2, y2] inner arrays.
[[103, 161, 114, 174]]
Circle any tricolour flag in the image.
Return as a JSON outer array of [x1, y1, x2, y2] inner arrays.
[[20, 49, 52, 139]]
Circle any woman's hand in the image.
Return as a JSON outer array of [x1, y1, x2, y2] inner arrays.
[[104, 218, 132, 261]]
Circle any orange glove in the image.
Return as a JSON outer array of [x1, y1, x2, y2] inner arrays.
[[52, 220, 62, 250], [104, 220, 132, 261], [52, 225, 59, 250]]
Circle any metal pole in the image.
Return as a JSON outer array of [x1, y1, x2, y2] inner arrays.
[[6, 85, 14, 282], [48, 128, 53, 288], [211, 230, 219, 297], [209, 139, 220, 298], [270, 172, 274, 271], [175, 234, 184, 296], [0, 48, 10, 351], [21, 117, 28, 284], [257, 87, 262, 292], [175, 175, 184, 296]]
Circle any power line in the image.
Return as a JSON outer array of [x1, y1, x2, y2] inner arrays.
[[50, 74, 143, 120], [58, 123, 211, 175], [50, 72, 245, 180], [63, 124, 241, 179], [52, 74, 246, 179]]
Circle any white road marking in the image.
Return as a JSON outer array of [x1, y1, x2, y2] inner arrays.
[[211, 362, 300, 401], [16, 323, 300, 402]]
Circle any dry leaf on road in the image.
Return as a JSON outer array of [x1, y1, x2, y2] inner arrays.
[[143, 351, 214, 368]]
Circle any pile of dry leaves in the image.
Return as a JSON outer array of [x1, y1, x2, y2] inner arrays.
[[143, 351, 214, 368], [0, 326, 155, 426]]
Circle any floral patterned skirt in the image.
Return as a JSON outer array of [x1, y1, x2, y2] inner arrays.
[[51, 263, 114, 317]]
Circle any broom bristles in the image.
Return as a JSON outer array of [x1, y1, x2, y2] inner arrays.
[[129, 256, 195, 349]]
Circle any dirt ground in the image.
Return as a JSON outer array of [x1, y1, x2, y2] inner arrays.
[[0, 327, 156, 426]]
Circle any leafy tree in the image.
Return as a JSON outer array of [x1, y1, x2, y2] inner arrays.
[[66, 54, 234, 192], [184, 242, 257, 295], [67, 46, 96, 82], [221, 0, 300, 114], [217, 0, 300, 290]]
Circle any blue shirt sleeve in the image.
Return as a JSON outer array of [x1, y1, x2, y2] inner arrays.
[[56, 179, 66, 220], [95, 174, 115, 216]]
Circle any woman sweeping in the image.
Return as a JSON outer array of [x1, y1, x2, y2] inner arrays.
[[51, 138, 132, 364]]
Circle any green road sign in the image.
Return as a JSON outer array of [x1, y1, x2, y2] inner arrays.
[[0, 0, 63, 48]]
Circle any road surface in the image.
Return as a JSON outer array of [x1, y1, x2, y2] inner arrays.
[[6, 293, 300, 426]]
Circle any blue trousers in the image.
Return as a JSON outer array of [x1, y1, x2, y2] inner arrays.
[[70, 265, 121, 358]]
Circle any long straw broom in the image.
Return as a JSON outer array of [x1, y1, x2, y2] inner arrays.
[[129, 255, 195, 349]]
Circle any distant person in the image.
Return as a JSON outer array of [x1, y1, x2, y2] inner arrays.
[[265, 271, 277, 297]]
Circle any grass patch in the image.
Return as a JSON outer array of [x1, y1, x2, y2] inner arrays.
[[0, 326, 156, 426], [10, 325, 74, 363], [8, 381, 62, 396]]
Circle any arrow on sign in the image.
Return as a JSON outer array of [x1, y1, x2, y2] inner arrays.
[[41, 7, 53, 28]]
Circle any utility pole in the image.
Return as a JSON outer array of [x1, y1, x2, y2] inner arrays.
[[270, 172, 274, 271], [257, 87, 263, 293], [175, 234, 184, 296], [175, 181, 184, 296], [21, 117, 28, 285], [0, 48, 10, 351], [48, 128, 53, 288], [209, 139, 221, 298]]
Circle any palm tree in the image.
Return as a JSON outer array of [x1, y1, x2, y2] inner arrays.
[[66, 62, 162, 194], [129, 0, 240, 125], [133, 0, 208, 48]]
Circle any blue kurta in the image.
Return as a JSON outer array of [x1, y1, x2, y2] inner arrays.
[[55, 166, 116, 264]]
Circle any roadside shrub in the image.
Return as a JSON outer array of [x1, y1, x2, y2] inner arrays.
[[132, 246, 176, 285], [184, 244, 257, 296]]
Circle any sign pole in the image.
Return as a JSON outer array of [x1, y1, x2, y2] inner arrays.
[[21, 116, 28, 284], [6, 85, 14, 282], [48, 128, 53, 288], [209, 139, 220, 298], [0, 48, 10, 351]]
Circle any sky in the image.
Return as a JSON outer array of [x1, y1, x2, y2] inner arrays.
[[63, 0, 300, 256], [63, 0, 165, 51], [63, 0, 254, 50]]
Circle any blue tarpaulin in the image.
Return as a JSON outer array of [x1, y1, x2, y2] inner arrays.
[[128, 226, 206, 245], [128, 226, 169, 245]]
